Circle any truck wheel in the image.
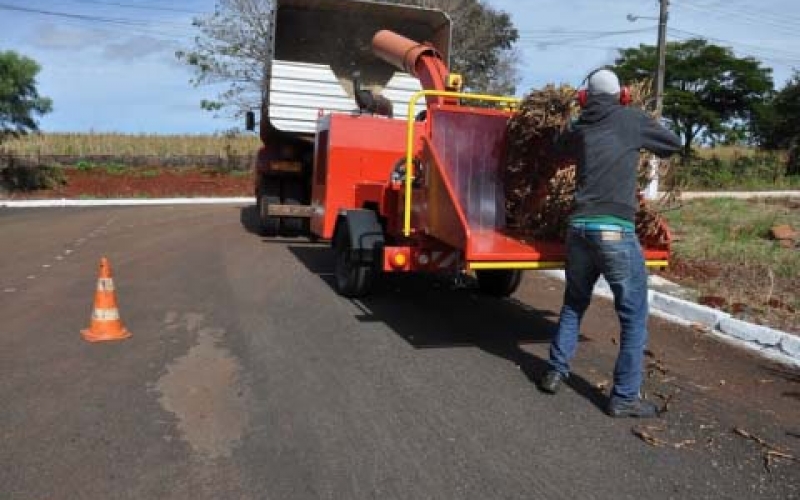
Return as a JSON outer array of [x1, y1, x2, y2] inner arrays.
[[476, 270, 522, 297], [280, 179, 306, 236], [333, 225, 373, 298], [256, 179, 280, 237]]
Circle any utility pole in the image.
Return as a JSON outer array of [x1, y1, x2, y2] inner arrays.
[[645, 0, 669, 200], [654, 0, 669, 118]]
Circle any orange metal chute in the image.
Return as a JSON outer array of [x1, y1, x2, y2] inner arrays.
[[371, 30, 454, 105]]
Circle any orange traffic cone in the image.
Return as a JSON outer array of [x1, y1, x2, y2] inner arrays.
[[81, 257, 132, 342]]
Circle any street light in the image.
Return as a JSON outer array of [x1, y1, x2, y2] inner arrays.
[[626, 13, 657, 22]]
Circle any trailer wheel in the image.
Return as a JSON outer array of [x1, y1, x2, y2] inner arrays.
[[476, 270, 522, 297], [280, 179, 307, 236], [256, 179, 280, 237], [333, 224, 373, 298]]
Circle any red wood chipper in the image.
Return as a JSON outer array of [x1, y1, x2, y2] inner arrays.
[[249, 0, 671, 298]]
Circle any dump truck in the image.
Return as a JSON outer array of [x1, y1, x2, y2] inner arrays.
[[249, 0, 450, 236], [248, 0, 671, 298]]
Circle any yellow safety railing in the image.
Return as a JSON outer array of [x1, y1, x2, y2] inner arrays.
[[403, 90, 521, 236], [469, 260, 670, 271]]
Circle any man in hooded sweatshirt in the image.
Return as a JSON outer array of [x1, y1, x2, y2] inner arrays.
[[539, 69, 682, 418]]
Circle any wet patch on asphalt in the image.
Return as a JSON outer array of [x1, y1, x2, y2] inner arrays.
[[155, 312, 250, 460]]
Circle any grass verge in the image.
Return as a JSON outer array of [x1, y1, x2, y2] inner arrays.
[[660, 198, 799, 333]]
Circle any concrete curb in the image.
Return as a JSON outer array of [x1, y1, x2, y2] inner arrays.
[[676, 190, 800, 200], [542, 270, 800, 369], [0, 198, 252, 208]]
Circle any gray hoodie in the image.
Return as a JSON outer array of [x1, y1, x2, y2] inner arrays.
[[556, 94, 681, 222]]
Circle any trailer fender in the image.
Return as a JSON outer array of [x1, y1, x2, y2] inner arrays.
[[332, 210, 385, 265]]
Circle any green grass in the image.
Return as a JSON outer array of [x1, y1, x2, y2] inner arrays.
[[227, 169, 252, 178], [103, 163, 129, 176], [137, 168, 162, 178], [664, 198, 799, 279], [662, 198, 799, 332]]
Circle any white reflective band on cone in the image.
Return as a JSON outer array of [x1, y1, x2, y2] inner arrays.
[[96, 278, 115, 291], [92, 308, 120, 321]]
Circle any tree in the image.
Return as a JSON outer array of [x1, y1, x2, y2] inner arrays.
[[0, 51, 52, 142], [178, 0, 520, 116], [177, 0, 273, 116], [613, 39, 773, 157], [755, 71, 800, 149]]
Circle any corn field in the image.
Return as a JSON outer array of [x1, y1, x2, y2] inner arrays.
[[2, 133, 261, 157]]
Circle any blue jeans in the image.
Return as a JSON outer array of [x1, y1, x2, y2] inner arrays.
[[548, 225, 649, 401]]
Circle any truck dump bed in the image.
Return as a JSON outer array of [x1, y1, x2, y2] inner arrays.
[[267, 0, 451, 134]]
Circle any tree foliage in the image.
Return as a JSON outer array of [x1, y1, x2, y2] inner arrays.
[[613, 39, 773, 157], [378, 0, 520, 94], [177, 0, 273, 116], [178, 0, 520, 116], [755, 71, 800, 150], [0, 51, 52, 142]]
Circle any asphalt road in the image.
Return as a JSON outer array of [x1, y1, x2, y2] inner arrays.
[[1, 205, 798, 500]]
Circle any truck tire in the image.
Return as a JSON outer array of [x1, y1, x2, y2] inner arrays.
[[333, 224, 373, 298], [280, 178, 306, 236], [476, 270, 522, 297], [256, 179, 280, 237]]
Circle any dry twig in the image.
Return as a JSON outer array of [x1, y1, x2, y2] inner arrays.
[[733, 427, 798, 472]]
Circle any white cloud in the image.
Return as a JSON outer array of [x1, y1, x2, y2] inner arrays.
[[103, 35, 176, 61], [29, 23, 107, 52]]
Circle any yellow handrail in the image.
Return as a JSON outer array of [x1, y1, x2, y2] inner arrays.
[[468, 260, 670, 271], [403, 90, 521, 236]]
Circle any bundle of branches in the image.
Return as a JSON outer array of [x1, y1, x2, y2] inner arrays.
[[504, 80, 675, 245]]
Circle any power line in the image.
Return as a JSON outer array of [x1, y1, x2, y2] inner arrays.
[[518, 27, 657, 47], [668, 27, 800, 63], [0, 2, 196, 31], [55, 0, 204, 15], [671, 0, 799, 37], [692, 0, 800, 27]]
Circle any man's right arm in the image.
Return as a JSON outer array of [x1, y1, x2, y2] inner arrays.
[[639, 113, 681, 158]]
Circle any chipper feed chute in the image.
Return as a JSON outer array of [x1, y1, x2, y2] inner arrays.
[[419, 107, 571, 270]]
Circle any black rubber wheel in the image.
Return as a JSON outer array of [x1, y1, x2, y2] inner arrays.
[[280, 178, 307, 236], [333, 225, 373, 298], [476, 270, 522, 297], [256, 179, 280, 237]]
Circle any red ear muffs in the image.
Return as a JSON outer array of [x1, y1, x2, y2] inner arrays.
[[577, 86, 632, 107], [577, 89, 588, 107], [619, 86, 632, 105]]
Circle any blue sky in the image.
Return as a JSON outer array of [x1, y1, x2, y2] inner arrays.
[[1, 0, 798, 134]]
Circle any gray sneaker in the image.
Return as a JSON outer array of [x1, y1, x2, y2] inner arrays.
[[607, 397, 659, 418]]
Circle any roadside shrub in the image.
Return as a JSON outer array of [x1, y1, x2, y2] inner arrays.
[[672, 151, 791, 189], [788, 140, 799, 176], [0, 155, 66, 191], [75, 159, 94, 171]]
